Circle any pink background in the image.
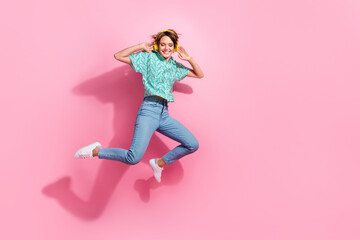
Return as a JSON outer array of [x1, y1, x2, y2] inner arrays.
[[1, 0, 360, 239]]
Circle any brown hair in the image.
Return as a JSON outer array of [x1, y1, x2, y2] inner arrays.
[[151, 29, 181, 48]]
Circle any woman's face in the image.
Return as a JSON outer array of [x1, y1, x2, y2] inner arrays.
[[158, 36, 175, 60]]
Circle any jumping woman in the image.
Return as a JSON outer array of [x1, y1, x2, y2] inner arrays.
[[74, 29, 204, 183]]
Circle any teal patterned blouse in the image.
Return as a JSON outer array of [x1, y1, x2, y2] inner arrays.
[[129, 50, 191, 102]]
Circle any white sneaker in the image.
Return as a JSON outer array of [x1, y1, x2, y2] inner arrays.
[[149, 158, 163, 183], [74, 142, 101, 159]]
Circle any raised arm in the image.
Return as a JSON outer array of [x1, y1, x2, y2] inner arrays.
[[114, 42, 153, 64], [177, 46, 204, 78], [186, 57, 205, 78]]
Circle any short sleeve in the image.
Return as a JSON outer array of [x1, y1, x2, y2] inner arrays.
[[174, 61, 191, 82], [129, 51, 149, 75]]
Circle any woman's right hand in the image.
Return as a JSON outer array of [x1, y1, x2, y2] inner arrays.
[[141, 42, 154, 53]]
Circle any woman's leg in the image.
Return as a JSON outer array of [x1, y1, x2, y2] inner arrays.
[[157, 115, 199, 165], [96, 104, 160, 165]]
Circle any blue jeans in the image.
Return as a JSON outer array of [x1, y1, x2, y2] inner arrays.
[[97, 96, 199, 165]]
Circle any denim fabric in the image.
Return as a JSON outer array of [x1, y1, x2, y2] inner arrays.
[[97, 96, 199, 165]]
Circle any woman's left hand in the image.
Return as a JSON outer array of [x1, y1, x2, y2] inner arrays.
[[177, 46, 192, 61]]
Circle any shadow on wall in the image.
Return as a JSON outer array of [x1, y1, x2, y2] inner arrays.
[[42, 65, 193, 221]]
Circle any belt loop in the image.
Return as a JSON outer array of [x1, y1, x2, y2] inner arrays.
[[161, 103, 164, 114]]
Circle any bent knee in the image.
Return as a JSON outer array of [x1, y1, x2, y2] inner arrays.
[[127, 159, 141, 165], [187, 139, 199, 153], [126, 151, 142, 165]]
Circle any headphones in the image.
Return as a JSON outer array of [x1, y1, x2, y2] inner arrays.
[[153, 30, 178, 52]]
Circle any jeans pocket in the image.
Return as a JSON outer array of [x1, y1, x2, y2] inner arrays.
[[138, 102, 157, 115]]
